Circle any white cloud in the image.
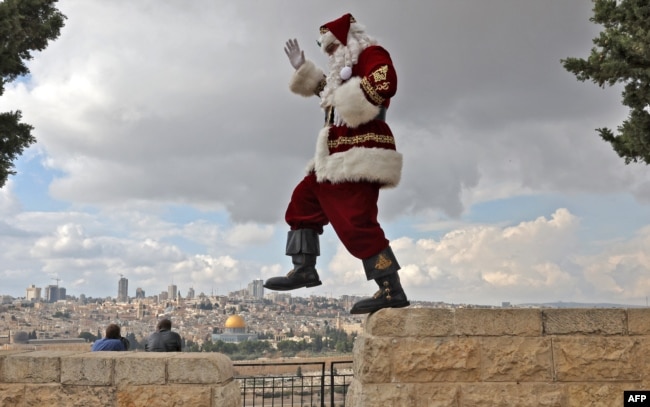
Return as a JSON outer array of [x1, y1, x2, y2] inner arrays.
[[328, 209, 581, 303]]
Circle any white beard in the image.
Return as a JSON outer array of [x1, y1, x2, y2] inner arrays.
[[320, 37, 363, 109]]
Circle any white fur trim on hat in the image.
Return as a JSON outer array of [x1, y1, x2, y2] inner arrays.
[[289, 60, 325, 97], [333, 77, 381, 128]]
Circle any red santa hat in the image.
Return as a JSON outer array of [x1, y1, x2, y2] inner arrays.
[[319, 13, 356, 46]]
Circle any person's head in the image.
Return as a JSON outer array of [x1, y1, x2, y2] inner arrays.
[[105, 323, 121, 339], [157, 319, 172, 331], [317, 13, 377, 106]]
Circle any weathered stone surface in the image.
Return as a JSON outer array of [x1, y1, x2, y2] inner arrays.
[[168, 352, 233, 384], [0, 351, 241, 406], [460, 383, 566, 406], [0, 383, 25, 406], [553, 337, 641, 381], [480, 336, 553, 382], [566, 383, 638, 407], [23, 383, 116, 406], [61, 352, 123, 385], [352, 336, 393, 384], [0, 350, 29, 382], [114, 353, 167, 386], [543, 309, 627, 335], [117, 384, 211, 406], [628, 308, 650, 335], [346, 380, 459, 407], [1, 351, 77, 383], [454, 308, 542, 336], [212, 380, 242, 407], [365, 308, 455, 337], [391, 337, 481, 382]]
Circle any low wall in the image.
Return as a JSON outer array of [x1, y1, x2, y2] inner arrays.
[[0, 350, 240, 406], [346, 308, 650, 407]]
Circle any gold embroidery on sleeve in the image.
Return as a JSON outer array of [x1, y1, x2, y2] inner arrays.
[[371, 65, 389, 82], [361, 77, 385, 105]]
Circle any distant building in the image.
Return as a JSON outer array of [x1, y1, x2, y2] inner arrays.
[[58, 287, 66, 301], [26, 284, 41, 302], [117, 277, 128, 302], [136, 302, 146, 319], [248, 279, 264, 300], [212, 315, 258, 343], [186, 287, 195, 300], [168, 284, 178, 301], [135, 287, 145, 299], [45, 285, 59, 303]]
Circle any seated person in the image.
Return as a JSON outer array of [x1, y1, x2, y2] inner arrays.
[[91, 323, 126, 351], [145, 318, 182, 352]]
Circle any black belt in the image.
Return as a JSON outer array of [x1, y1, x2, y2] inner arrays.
[[325, 106, 387, 126]]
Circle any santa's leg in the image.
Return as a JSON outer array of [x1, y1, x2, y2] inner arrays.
[[264, 174, 326, 291], [263, 228, 322, 291], [319, 181, 410, 313], [349, 246, 410, 314]]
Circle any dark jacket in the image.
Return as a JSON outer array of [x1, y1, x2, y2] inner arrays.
[[144, 329, 182, 352]]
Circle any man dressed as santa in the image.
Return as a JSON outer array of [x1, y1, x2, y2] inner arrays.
[[263, 13, 409, 314]]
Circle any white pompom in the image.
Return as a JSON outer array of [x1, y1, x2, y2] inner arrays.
[[340, 66, 352, 80]]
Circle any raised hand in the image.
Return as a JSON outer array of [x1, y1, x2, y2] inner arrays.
[[284, 38, 305, 70]]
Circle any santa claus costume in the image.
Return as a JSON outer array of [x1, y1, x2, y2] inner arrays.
[[263, 13, 409, 314]]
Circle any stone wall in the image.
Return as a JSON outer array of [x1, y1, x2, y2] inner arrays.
[[0, 350, 240, 406], [346, 308, 650, 407]]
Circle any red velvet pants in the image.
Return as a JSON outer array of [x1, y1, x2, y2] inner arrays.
[[285, 173, 389, 259]]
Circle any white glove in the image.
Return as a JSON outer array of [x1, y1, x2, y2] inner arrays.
[[284, 38, 305, 70]]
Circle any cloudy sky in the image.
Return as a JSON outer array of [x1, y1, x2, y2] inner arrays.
[[2, 0, 650, 307]]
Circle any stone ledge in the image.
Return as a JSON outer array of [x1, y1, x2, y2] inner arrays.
[[347, 308, 650, 406], [364, 307, 650, 337], [0, 351, 241, 407]]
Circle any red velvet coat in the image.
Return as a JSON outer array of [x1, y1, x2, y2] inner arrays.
[[289, 45, 402, 188]]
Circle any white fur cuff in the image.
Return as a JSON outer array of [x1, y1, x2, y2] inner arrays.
[[289, 60, 325, 97], [333, 77, 381, 128]]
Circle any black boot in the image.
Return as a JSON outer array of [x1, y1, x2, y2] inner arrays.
[[350, 246, 410, 314], [263, 229, 322, 291]]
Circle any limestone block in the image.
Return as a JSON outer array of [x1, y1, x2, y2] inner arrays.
[[346, 380, 459, 407], [391, 337, 481, 382], [1, 350, 77, 383], [212, 380, 242, 407], [115, 353, 167, 386], [61, 352, 126, 385], [0, 350, 29, 382], [543, 309, 627, 335], [627, 308, 650, 335], [167, 352, 233, 384], [365, 308, 455, 337], [566, 382, 639, 407], [633, 337, 650, 380], [553, 337, 641, 381], [460, 383, 566, 406], [454, 309, 542, 336], [352, 336, 393, 384], [23, 383, 116, 406], [0, 383, 25, 406], [480, 337, 553, 382], [117, 384, 211, 407]]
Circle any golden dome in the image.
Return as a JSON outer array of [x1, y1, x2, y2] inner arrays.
[[224, 315, 246, 329]]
